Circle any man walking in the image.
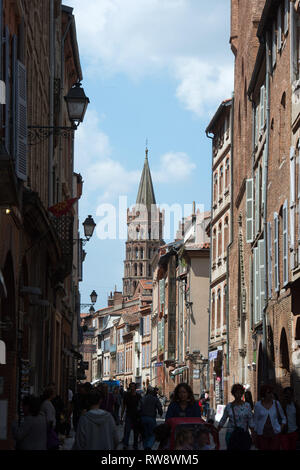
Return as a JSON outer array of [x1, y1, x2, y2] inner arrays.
[[140, 386, 163, 450], [73, 390, 119, 450], [121, 383, 141, 450]]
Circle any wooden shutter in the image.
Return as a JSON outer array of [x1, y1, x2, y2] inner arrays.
[[290, 147, 296, 269], [283, 200, 289, 286], [284, 0, 289, 36], [246, 179, 254, 243], [258, 239, 265, 322], [254, 247, 259, 324], [274, 212, 280, 292], [267, 222, 272, 299], [272, 21, 277, 68], [15, 59, 27, 180], [249, 256, 253, 328], [255, 168, 261, 235], [277, 6, 282, 51], [260, 85, 265, 130]]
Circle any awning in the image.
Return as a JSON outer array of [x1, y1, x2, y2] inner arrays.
[[170, 366, 188, 376], [0, 340, 6, 364], [91, 379, 101, 385]]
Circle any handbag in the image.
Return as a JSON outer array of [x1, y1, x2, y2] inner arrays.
[[227, 404, 252, 451]]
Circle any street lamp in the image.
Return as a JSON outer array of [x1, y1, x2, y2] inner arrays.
[[90, 290, 97, 304], [83, 215, 96, 241], [28, 82, 90, 144], [80, 290, 98, 312]]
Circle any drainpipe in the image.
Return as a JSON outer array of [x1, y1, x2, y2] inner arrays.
[[262, 31, 271, 384], [205, 130, 214, 395], [225, 92, 235, 385], [49, 0, 54, 208]]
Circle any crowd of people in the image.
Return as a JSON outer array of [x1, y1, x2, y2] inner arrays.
[[11, 381, 300, 451]]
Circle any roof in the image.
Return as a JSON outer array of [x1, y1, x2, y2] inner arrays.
[[205, 99, 232, 135], [122, 312, 140, 326], [139, 280, 153, 290], [136, 148, 156, 211]]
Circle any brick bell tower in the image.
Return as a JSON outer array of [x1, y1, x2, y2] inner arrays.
[[123, 146, 164, 298]]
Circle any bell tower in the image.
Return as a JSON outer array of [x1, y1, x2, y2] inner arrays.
[[123, 146, 164, 298]]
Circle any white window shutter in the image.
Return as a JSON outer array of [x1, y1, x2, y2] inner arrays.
[[283, 200, 289, 286], [290, 147, 296, 269], [274, 212, 280, 292], [254, 247, 259, 324], [284, 0, 289, 36], [15, 60, 27, 181], [258, 239, 265, 322], [272, 21, 277, 68], [267, 222, 272, 298], [246, 178, 254, 243], [260, 85, 265, 129], [277, 6, 282, 51], [255, 168, 261, 235]]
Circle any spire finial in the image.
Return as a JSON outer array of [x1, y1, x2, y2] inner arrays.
[[145, 138, 148, 159]]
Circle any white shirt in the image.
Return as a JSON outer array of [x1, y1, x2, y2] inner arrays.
[[41, 400, 56, 428], [286, 403, 298, 433], [253, 400, 286, 436]]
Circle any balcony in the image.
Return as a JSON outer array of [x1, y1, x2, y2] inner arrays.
[[51, 213, 74, 282]]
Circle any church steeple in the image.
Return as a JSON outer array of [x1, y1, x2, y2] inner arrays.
[[136, 146, 156, 211]]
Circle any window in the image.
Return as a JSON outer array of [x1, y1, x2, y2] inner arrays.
[[218, 222, 222, 258], [223, 285, 227, 328], [219, 166, 224, 195], [225, 158, 230, 188], [224, 216, 229, 251], [211, 292, 215, 336], [274, 212, 280, 292], [213, 172, 218, 203], [213, 229, 217, 263], [217, 289, 221, 331], [283, 200, 289, 286]]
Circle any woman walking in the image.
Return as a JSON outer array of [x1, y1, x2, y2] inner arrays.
[[279, 387, 300, 451], [165, 383, 202, 419], [253, 384, 286, 451], [12, 395, 47, 450], [217, 383, 254, 450]]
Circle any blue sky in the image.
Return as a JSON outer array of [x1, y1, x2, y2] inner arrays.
[[64, 0, 234, 309]]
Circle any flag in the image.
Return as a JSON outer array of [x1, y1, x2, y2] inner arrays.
[[48, 197, 78, 217]]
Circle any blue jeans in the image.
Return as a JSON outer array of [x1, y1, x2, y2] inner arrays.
[[141, 416, 156, 449], [123, 415, 139, 448]]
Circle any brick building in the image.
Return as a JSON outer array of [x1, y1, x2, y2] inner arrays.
[[206, 99, 232, 409], [225, 0, 300, 402], [0, 1, 87, 448]]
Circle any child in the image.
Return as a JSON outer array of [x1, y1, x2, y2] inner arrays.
[[174, 428, 194, 450], [195, 427, 212, 450]]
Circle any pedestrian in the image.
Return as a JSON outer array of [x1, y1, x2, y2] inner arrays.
[[12, 395, 47, 450], [165, 383, 202, 419], [72, 382, 92, 431], [112, 387, 122, 425], [73, 390, 119, 450], [244, 390, 254, 411], [217, 383, 254, 450], [279, 386, 300, 451], [140, 386, 163, 450], [120, 382, 142, 450], [253, 384, 286, 451], [97, 383, 115, 415], [174, 427, 194, 450], [40, 384, 60, 450]]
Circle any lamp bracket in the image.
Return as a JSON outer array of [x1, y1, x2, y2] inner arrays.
[[27, 125, 77, 145]]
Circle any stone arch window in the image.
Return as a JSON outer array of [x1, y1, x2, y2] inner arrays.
[[211, 292, 215, 337], [140, 263, 143, 276], [218, 222, 222, 258], [280, 328, 290, 373], [213, 172, 218, 203], [148, 247, 152, 259], [224, 216, 229, 251], [135, 247, 139, 259], [217, 289, 221, 331], [134, 263, 137, 276], [223, 284, 227, 329], [148, 265, 152, 277], [225, 158, 230, 188], [140, 248, 144, 259], [219, 165, 224, 195], [127, 247, 131, 260], [213, 229, 217, 263]]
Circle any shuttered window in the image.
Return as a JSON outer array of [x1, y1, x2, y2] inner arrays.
[[267, 222, 272, 298], [260, 85, 265, 130], [15, 59, 27, 181], [246, 178, 254, 243], [258, 239, 265, 323], [255, 105, 259, 146], [274, 212, 280, 292], [290, 147, 296, 269], [254, 247, 259, 324], [283, 200, 289, 286], [284, 0, 289, 36], [272, 21, 277, 68], [277, 6, 282, 51], [255, 167, 261, 235]]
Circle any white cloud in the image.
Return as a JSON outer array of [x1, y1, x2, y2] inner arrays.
[[174, 58, 234, 116], [65, 0, 233, 115], [153, 152, 196, 183]]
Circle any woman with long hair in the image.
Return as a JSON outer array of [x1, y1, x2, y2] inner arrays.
[[165, 383, 202, 419]]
